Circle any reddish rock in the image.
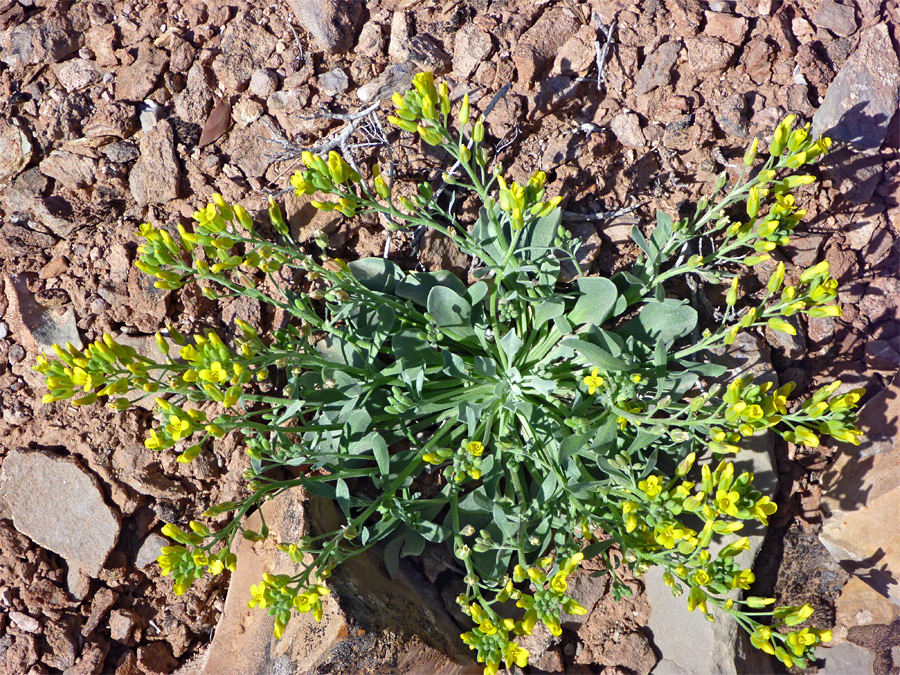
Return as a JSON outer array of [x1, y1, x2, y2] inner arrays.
[[41, 617, 78, 670], [553, 24, 596, 76], [634, 40, 681, 96], [85, 24, 117, 68], [82, 587, 119, 637], [287, 0, 362, 54], [108, 609, 141, 645], [0, 117, 33, 188], [703, 11, 748, 45], [513, 7, 580, 86], [610, 112, 646, 148], [201, 490, 473, 674], [834, 577, 900, 642], [1, 14, 79, 69], [2, 634, 39, 674], [685, 36, 736, 72], [129, 119, 180, 207], [115, 41, 168, 101], [38, 151, 97, 191], [453, 24, 493, 79], [83, 102, 138, 139], [820, 373, 900, 606], [211, 21, 276, 93]]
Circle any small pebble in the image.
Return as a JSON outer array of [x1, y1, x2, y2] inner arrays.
[[9, 611, 40, 633]]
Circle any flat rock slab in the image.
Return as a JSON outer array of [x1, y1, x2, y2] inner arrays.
[[820, 373, 900, 606], [3, 272, 82, 356], [811, 23, 899, 152], [815, 641, 876, 675], [646, 430, 777, 675], [647, 333, 778, 674], [0, 449, 120, 577], [202, 489, 474, 675]]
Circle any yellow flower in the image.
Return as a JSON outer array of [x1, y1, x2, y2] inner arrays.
[[467, 441, 484, 456], [687, 586, 708, 614], [583, 368, 604, 395], [750, 626, 775, 655], [751, 496, 777, 525], [732, 569, 755, 590], [693, 569, 711, 586], [198, 361, 228, 383], [714, 489, 741, 517], [654, 523, 685, 549], [549, 571, 568, 594], [638, 475, 663, 499], [503, 642, 529, 668]]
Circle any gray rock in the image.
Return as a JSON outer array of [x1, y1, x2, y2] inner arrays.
[[174, 61, 215, 125], [1, 15, 79, 69], [53, 58, 100, 92], [135, 533, 168, 569], [355, 21, 384, 58], [287, 0, 362, 54], [635, 40, 681, 96], [388, 11, 412, 61], [0, 117, 33, 188], [407, 35, 451, 72], [129, 119, 180, 207], [812, 24, 900, 152], [9, 611, 40, 633], [816, 642, 875, 675], [0, 449, 120, 577], [765, 315, 806, 360], [685, 36, 736, 72], [357, 62, 416, 103], [38, 150, 97, 190], [610, 112, 646, 148], [102, 141, 140, 164], [318, 67, 349, 95], [813, 0, 857, 38], [249, 68, 278, 98], [865, 340, 900, 370]]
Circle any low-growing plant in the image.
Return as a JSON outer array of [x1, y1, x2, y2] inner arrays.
[[37, 72, 862, 672]]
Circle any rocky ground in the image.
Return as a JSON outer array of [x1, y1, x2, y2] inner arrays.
[[0, 0, 898, 673]]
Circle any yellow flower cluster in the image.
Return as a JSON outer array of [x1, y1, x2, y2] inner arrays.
[[293, 150, 362, 217], [495, 171, 562, 229], [748, 605, 832, 667], [461, 553, 587, 675], [156, 522, 236, 595], [35, 335, 149, 408], [423, 439, 486, 481], [249, 573, 331, 638], [387, 71, 451, 138]]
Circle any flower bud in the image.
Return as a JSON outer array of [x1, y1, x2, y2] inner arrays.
[[458, 93, 470, 126], [743, 137, 759, 166]]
